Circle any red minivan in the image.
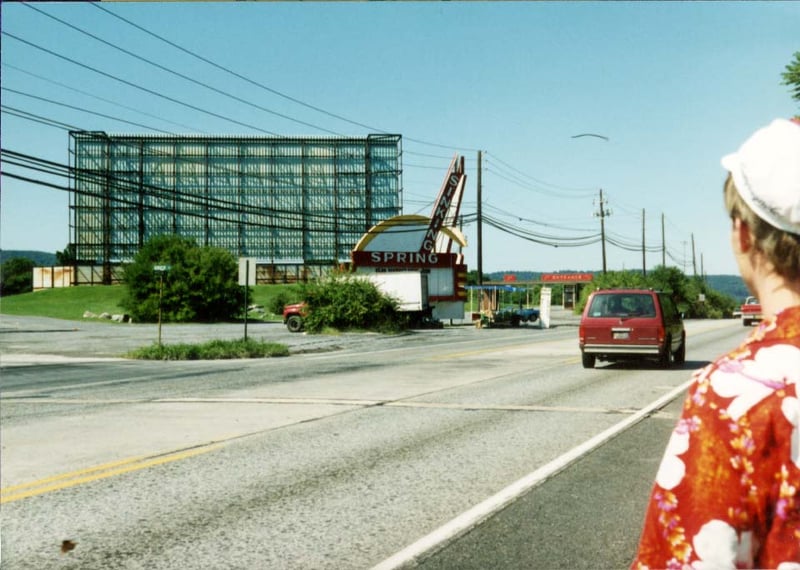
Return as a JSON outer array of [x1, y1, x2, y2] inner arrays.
[[578, 289, 685, 369]]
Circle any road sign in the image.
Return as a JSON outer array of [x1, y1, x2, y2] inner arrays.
[[238, 258, 257, 286]]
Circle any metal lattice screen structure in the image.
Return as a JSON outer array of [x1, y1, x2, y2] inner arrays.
[[69, 132, 402, 282]]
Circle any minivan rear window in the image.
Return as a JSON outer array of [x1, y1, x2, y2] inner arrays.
[[588, 293, 656, 318]]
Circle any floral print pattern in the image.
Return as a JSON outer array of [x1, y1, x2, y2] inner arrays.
[[632, 306, 800, 569]]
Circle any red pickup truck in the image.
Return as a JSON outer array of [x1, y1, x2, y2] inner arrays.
[[741, 296, 762, 326], [283, 302, 307, 332]]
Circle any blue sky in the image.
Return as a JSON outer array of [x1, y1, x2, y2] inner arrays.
[[1, 1, 798, 275]]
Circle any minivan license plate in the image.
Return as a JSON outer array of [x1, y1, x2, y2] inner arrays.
[[613, 331, 630, 340]]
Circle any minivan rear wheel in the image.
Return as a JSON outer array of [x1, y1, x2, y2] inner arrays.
[[675, 337, 686, 364], [581, 352, 596, 369], [660, 336, 672, 368]]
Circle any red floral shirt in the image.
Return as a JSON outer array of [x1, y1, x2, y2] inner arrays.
[[632, 306, 800, 569]]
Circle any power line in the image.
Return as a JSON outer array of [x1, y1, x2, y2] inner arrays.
[[2, 62, 206, 133], [23, 3, 346, 137], [2, 31, 283, 136], [484, 152, 596, 196], [2, 87, 175, 134], [1, 146, 613, 250], [0, 148, 394, 232], [481, 203, 596, 233], [1, 104, 403, 206], [484, 166, 596, 201], [1, 105, 81, 131], [90, 2, 480, 153], [3, 144, 690, 265], [482, 214, 601, 248], [89, 3, 379, 135], [7, 9, 595, 202], [4, 7, 696, 267], [2, 97, 693, 266]]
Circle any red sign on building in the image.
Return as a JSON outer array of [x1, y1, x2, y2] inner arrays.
[[541, 273, 594, 283]]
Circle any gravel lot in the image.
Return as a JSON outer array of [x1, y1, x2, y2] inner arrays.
[[0, 309, 580, 360]]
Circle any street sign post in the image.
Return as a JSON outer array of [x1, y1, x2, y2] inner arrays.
[[238, 258, 257, 341], [153, 264, 171, 346]]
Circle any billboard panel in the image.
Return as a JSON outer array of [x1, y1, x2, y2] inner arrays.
[[69, 133, 402, 280]]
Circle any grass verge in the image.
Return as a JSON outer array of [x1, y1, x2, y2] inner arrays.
[[127, 338, 290, 360], [0, 286, 127, 320], [0, 285, 297, 322]]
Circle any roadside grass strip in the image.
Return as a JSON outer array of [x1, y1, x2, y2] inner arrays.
[[127, 338, 289, 360], [0, 444, 220, 504]]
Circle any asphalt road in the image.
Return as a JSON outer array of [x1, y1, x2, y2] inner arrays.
[[0, 313, 745, 569], [415, 397, 684, 570]]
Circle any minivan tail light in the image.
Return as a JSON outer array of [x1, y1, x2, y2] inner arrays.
[[657, 324, 665, 345]]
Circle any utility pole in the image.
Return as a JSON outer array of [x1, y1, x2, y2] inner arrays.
[[682, 241, 688, 273], [477, 150, 483, 285], [691, 233, 697, 277], [642, 208, 646, 277], [594, 188, 611, 274], [661, 213, 666, 268]]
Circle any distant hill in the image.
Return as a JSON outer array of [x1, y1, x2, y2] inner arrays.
[[705, 275, 749, 302], [0, 250, 57, 266]]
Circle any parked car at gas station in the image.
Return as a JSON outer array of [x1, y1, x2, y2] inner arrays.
[[489, 306, 540, 327]]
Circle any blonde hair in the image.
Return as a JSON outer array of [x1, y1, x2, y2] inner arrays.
[[724, 174, 800, 280]]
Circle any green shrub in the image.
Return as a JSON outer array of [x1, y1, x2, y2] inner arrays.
[[121, 235, 245, 323], [267, 287, 300, 316], [300, 273, 406, 333], [0, 257, 35, 296], [128, 338, 289, 360], [575, 266, 738, 318], [576, 270, 648, 313]]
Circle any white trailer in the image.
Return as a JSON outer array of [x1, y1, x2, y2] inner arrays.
[[361, 271, 429, 313]]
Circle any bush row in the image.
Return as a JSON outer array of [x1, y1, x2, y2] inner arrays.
[[128, 338, 289, 360]]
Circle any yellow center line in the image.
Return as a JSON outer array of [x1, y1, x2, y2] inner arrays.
[[0, 444, 220, 504], [1, 455, 150, 493]]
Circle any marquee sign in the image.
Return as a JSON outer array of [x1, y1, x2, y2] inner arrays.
[[420, 168, 465, 254], [347, 155, 469, 316], [352, 250, 460, 269]]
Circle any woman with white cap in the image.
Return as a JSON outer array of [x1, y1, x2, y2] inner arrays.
[[632, 118, 800, 569]]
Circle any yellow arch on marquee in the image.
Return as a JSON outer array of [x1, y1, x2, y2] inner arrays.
[[353, 214, 468, 252]]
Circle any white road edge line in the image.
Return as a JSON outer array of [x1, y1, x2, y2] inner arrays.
[[370, 377, 694, 570]]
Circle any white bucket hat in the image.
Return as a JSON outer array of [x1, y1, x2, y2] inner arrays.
[[721, 118, 800, 235]]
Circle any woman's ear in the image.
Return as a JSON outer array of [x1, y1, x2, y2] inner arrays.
[[732, 217, 753, 255]]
